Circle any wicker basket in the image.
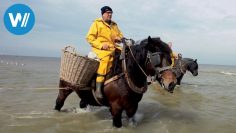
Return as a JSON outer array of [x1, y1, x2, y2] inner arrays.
[[59, 46, 99, 88]]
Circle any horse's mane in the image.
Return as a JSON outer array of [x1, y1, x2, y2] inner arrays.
[[139, 37, 172, 54], [182, 58, 198, 65], [177, 57, 197, 71], [183, 58, 194, 62]]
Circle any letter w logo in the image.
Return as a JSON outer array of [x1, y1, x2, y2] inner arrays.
[[8, 13, 30, 27]]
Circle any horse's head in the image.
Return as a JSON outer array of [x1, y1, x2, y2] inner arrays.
[[145, 36, 177, 93], [188, 59, 198, 76], [122, 38, 157, 77]]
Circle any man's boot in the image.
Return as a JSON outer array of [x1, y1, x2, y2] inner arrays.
[[95, 82, 103, 99]]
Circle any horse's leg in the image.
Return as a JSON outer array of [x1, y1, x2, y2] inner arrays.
[[54, 88, 73, 111], [110, 102, 123, 128], [177, 74, 184, 85], [125, 104, 138, 127], [74, 89, 88, 109]]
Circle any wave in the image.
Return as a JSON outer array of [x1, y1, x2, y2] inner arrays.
[[200, 70, 236, 76], [0, 87, 14, 90], [12, 111, 55, 119], [61, 107, 91, 113], [220, 71, 236, 76], [60, 106, 108, 114]]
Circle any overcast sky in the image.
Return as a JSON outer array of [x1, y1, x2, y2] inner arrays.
[[1, 0, 236, 65]]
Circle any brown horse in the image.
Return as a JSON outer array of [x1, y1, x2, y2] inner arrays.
[[155, 56, 177, 93], [54, 36, 175, 127]]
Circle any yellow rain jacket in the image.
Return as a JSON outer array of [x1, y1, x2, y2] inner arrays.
[[86, 18, 123, 82], [171, 51, 178, 67]]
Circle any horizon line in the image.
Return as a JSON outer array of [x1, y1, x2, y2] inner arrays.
[[1, 54, 235, 67]]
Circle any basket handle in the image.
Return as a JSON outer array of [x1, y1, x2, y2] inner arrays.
[[63, 46, 76, 54]]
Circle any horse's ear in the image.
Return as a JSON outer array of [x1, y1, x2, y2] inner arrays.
[[148, 36, 152, 43], [194, 59, 197, 62], [146, 36, 154, 49]]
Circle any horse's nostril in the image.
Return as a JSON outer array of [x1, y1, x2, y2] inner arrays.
[[169, 82, 176, 90]]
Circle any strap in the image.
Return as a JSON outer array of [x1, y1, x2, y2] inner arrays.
[[104, 73, 124, 86], [156, 66, 172, 73]]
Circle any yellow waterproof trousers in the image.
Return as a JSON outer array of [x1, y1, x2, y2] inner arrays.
[[96, 55, 114, 83]]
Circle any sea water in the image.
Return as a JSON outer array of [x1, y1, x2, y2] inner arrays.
[[0, 55, 235, 133]]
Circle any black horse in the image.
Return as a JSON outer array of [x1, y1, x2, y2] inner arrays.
[[173, 57, 198, 85], [54, 36, 175, 128]]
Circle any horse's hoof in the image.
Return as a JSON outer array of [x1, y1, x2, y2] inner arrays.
[[54, 106, 61, 111], [113, 124, 122, 128], [80, 100, 88, 108], [129, 118, 137, 127], [113, 121, 122, 128]]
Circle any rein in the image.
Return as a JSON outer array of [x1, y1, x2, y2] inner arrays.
[[127, 45, 149, 78]]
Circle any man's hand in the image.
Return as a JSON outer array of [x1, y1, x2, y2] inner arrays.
[[114, 36, 121, 43], [101, 43, 110, 50], [172, 52, 179, 59]]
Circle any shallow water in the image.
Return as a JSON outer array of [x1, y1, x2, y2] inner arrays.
[[0, 55, 236, 133]]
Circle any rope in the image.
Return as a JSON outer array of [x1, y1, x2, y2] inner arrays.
[[127, 45, 149, 78]]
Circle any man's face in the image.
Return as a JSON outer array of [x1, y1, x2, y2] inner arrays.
[[102, 11, 112, 22]]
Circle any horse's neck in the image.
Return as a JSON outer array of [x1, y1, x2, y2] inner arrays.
[[126, 49, 147, 88], [108, 49, 147, 88], [126, 61, 147, 88], [182, 58, 193, 70]]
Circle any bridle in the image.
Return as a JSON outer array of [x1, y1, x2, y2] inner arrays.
[[146, 50, 174, 79], [122, 38, 175, 91], [121, 38, 167, 93], [124, 39, 162, 78], [146, 51, 162, 69], [116, 38, 176, 94], [153, 52, 176, 87], [123, 38, 174, 78]]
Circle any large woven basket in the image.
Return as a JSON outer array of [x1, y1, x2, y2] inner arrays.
[[59, 46, 99, 88]]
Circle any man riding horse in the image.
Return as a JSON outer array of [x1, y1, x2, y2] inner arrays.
[[86, 6, 178, 99], [86, 6, 123, 99], [55, 36, 177, 127], [55, 6, 178, 128]]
